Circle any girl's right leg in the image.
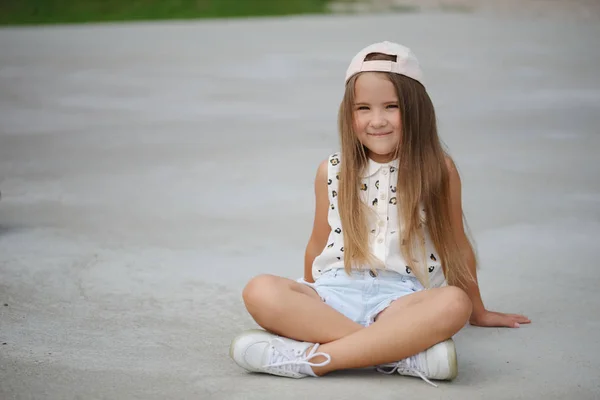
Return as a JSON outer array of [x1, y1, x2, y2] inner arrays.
[[231, 276, 471, 382], [242, 274, 364, 344]]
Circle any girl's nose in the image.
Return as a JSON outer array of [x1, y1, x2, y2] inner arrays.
[[370, 112, 387, 128]]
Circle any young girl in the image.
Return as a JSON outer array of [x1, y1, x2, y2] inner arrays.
[[229, 41, 530, 386]]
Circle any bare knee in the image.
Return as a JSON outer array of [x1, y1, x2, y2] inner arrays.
[[439, 286, 473, 327], [243, 274, 278, 307], [242, 274, 289, 321]]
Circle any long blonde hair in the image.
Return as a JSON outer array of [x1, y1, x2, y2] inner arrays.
[[337, 52, 475, 288]]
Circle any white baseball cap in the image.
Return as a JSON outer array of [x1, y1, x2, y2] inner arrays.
[[344, 41, 424, 85]]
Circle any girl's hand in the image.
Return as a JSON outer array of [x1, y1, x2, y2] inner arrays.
[[470, 309, 531, 328]]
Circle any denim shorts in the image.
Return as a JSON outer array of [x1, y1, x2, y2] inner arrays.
[[300, 268, 425, 327]]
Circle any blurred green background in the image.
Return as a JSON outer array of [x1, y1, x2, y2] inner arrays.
[[0, 0, 331, 26]]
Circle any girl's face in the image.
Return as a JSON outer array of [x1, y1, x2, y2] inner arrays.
[[352, 72, 402, 163]]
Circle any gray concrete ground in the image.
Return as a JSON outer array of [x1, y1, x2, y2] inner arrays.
[[1, 10, 599, 400]]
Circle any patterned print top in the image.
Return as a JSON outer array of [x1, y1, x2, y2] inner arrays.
[[311, 152, 447, 288]]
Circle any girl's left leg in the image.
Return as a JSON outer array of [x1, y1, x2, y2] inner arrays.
[[230, 285, 472, 381], [310, 285, 472, 376]]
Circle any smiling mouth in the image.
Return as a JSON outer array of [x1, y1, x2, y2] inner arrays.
[[368, 132, 392, 137]]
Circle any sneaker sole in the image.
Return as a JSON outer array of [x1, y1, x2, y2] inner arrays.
[[229, 329, 268, 371], [445, 338, 458, 380]]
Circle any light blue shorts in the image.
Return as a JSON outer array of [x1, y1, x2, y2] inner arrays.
[[301, 268, 425, 327]]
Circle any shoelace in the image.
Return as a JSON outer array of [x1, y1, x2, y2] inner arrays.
[[376, 356, 437, 388], [263, 338, 331, 375]]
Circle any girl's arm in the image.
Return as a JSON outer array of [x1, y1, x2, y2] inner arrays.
[[447, 158, 531, 328], [303, 160, 332, 283]]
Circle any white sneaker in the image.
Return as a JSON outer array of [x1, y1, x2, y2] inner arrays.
[[376, 338, 458, 387], [230, 329, 331, 378]]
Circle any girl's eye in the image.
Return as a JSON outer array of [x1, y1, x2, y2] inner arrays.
[[387, 104, 399, 109], [357, 106, 369, 111]]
